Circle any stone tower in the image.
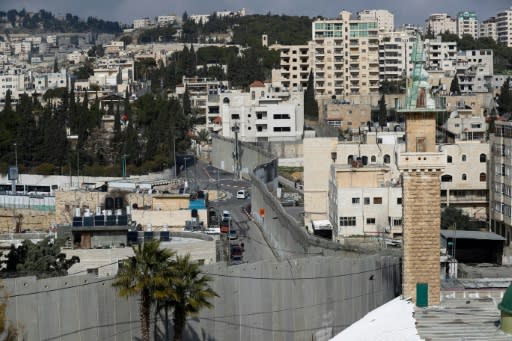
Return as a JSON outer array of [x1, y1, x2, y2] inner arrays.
[[398, 36, 446, 306]]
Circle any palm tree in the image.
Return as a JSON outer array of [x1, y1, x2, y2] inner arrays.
[[159, 254, 217, 341], [112, 241, 174, 341]]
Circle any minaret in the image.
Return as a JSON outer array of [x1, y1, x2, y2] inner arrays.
[[398, 36, 446, 306]]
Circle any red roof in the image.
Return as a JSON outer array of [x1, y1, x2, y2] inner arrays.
[[249, 80, 265, 88], [212, 116, 222, 124]]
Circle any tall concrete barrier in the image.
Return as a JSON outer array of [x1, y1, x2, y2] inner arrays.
[[4, 255, 400, 341]]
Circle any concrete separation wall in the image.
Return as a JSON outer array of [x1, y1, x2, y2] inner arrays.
[[4, 255, 400, 341]]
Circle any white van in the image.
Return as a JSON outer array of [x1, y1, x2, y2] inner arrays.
[[236, 189, 248, 199]]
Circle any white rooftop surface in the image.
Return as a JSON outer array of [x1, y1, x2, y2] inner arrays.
[[65, 237, 217, 277], [331, 297, 422, 341]]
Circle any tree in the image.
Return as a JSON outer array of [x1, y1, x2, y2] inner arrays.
[[112, 241, 174, 341], [378, 94, 387, 127], [450, 75, 460, 96], [159, 254, 217, 341], [1, 238, 80, 278], [304, 71, 318, 120], [441, 206, 480, 230], [497, 77, 512, 115]]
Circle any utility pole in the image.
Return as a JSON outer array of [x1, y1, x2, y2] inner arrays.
[[231, 123, 240, 180]]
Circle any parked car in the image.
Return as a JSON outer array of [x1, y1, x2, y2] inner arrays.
[[228, 229, 238, 240]]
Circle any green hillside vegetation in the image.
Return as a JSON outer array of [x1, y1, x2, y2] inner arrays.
[[0, 9, 121, 33]]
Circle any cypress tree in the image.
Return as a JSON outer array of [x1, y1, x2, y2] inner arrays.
[[497, 77, 512, 114], [450, 75, 461, 96], [304, 71, 318, 120], [378, 94, 387, 128]]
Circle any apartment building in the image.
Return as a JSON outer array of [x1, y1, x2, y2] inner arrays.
[[303, 133, 404, 228], [378, 31, 415, 82], [269, 43, 313, 90], [157, 15, 177, 26], [497, 7, 512, 47], [454, 50, 494, 93], [424, 37, 457, 71], [219, 81, 304, 142], [490, 120, 512, 246], [479, 17, 498, 41], [456, 11, 478, 38], [439, 140, 489, 218], [358, 9, 394, 32], [133, 18, 152, 29], [312, 11, 379, 97], [328, 163, 402, 240], [425, 13, 457, 36]]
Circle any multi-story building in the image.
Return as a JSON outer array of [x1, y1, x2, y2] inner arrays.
[[312, 11, 379, 97], [454, 50, 494, 93], [424, 37, 457, 71], [328, 163, 402, 240], [269, 42, 313, 90], [358, 9, 394, 32], [490, 120, 512, 246], [456, 11, 478, 38], [157, 15, 177, 26], [378, 31, 415, 82], [219, 80, 304, 142], [176, 77, 228, 129], [133, 18, 152, 29], [497, 7, 512, 47], [425, 13, 457, 36], [479, 17, 498, 41]]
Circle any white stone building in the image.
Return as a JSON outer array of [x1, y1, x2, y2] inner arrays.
[[497, 7, 512, 47], [456, 11, 478, 38], [480, 17, 498, 41], [358, 9, 394, 32], [490, 120, 512, 245], [425, 13, 457, 36], [133, 18, 152, 29], [269, 42, 313, 90], [378, 31, 415, 82], [312, 11, 379, 97], [424, 37, 457, 71], [219, 81, 304, 142], [157, 15, 177, 26]]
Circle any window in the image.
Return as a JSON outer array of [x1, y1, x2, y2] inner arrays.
[[256, 111, 267, 119], [447, 155, 452, 163], [347, 155, 354, 164], [383, 154, 390, 164], [462, 154, 467, 162], [462, 174, 467, 181], [366, 218, 376, 224], [480, 173, 486, 182], [364, 197, 370, 205], [251, 91, 255, 100], [416, 137, 425, 152], [371, 156, 376, 163], [273, 127, 291, 132], [231, 114, 240, 119], [396, 197, 402, 205], [480, 154, 486, 163], [373, 197, 382, 204], [273, 114, 291, 119], [362, 156, 368, 165], [339, 217, 356, 226], [441, 174, 453, 182], [352, 197, 360, 204]]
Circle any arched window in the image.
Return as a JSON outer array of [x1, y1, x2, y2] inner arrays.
[[462, 174, 467, 181], [462, 154, 467, 162], [480, 173, 486, 182], [223, 97, 230, 104], [480, 154, 486, 163], [383, 154, 391, 164], [347, 155, 354, 164], [447, 155, 452, 163], [441, 175, 453, 182], [371, 155, 376, 163], [362, 156, 368, 165]]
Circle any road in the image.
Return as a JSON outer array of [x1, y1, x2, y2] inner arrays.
[[188, 160, 277, 264]]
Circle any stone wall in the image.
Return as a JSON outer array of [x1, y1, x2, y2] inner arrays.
[[402, 171, 442, 305], [0, 208, 55, 232]]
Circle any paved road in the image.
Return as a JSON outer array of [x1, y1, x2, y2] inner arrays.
[[187, 160, 277, 264]]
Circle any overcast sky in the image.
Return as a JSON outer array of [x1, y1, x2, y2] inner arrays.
[[2, 0, 510, 26]]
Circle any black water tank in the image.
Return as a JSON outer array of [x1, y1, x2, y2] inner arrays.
[[105, 197, 114, 210], [115, 197, 123, 210]]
